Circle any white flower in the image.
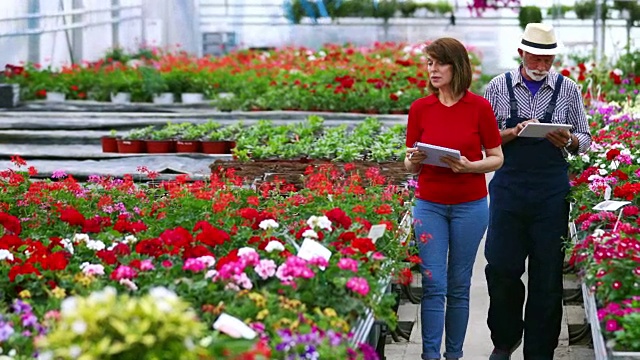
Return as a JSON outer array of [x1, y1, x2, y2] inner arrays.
[[581, 154, 590, 162], [593, 229, 605, 238], [306, 215, 332, 231], [196, 255, 216, 268], [73, 233, 90, 243], [60, 238, 74, 255], [238, 247, 257, 257], [598, 168, 608, 176], [69, 346, 81, 358], [60, 297, 78, 316], [302, 229, 318, 239], [124, 235, 138, 244], [87, 286, 117, 304], [119, 278, 138, 291], [0, 249, 14, 261], [149, 287, 178, 302], [259, 219, 279, 230], [71, 320, 87, 335], [80, 262, 105, 276], [86, 240, 106, 251], [205, 269, 218, 279], [265, 241, 285, 253], [307, 55, 316, 61]]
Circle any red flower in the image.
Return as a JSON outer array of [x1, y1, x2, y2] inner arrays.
[[325, 208, 352, 229], [8, 263, 41, 282], [39, 251, 69, 271], [0, 212, 21, 235], [96, 249, 118, 265], [135, 238, 164, 257], [560, 69, 571, 77], [351, 237, 376, 254], [193, 221, 230, 247], [59, 206, 86, 226], [389, 93, 399, 101], [606, 148, 621, 161], [375, 204, 393, 215], [396, 267, 413, 286]]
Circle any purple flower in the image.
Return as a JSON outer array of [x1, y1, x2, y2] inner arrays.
[[21, 313, 37, 327], [12, 300, 32, 314], [0, 322, 14, 341], [51, 169, 67, 179], [619, 88, 626, 94]]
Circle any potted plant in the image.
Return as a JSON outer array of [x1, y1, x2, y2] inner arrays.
[[101, 129, 119, 153], [176, 122, 205, 153], [43, 72, 69, 102], [140, 66, 173, 104], [102, 67, 136, 104], [117, 127, 150, 153], [201, 126, 229, 154], [146, 122, 180, 153]]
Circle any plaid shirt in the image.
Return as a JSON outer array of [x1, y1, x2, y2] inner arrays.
[[483, 66, 591, 154]]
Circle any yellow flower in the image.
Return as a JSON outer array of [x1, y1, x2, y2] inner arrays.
[[275, 318, 292, 329], [323, 308, 337, 318], [18, 290, 31, 299], [74, 273, 93, 287], [256, 309, 269, 320], [51, 287, 66, 299], [331, 319, 350, 333], [248, 292, 266, 308]]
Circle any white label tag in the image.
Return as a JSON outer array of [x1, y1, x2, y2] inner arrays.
[[213, 313, 257, 339], [297, 238, 332, 262], [367, 224, 387, 243], [604, 186, 612, 201], [593, 200, 631, 211]]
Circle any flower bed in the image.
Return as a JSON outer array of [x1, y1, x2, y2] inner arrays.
[[3, 42, 484, 113], [567, 101, 640, 354], [0, 158, 417, 359]]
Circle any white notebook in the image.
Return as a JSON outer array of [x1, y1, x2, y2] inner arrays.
[[415, 142, 461, 168], [517, 123, 573, 138]]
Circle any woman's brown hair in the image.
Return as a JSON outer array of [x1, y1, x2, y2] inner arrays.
[[425, 37, 472, 97]]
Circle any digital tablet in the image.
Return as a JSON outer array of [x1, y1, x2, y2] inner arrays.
[[414, 142, 461, 168], [517, 123, 573, 138]]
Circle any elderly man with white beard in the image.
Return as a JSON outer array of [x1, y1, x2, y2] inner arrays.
[[482, 23, 592, 360]]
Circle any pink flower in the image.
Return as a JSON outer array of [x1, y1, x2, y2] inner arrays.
[[275, 257, 315, 282], [612, 281, 622, 290], [232, 273, 253, 290], [254, 259, 276, 280], [139, 259, 155, 271], [183, 258, 207, 272], [346, 277, 370, 296], [110, 265, 137, 280], [605, 319, 621, 332], [337, 258, 359, 272], [372, 252, 386, 261], [161, 260, 173, 268], [309, 256, 328, 269]]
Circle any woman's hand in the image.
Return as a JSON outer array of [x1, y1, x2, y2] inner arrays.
[[404, 147, 426, 174], [440, 155, 477, 173], [406, 148, 427, 164]]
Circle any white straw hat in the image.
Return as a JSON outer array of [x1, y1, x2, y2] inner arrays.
[[518, 23, 562, 55]]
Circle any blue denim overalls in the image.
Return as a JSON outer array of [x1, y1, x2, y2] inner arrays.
[[484, 72, 570, 358]]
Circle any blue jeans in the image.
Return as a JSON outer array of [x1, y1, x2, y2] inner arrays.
[[413, 197, 489, 360]]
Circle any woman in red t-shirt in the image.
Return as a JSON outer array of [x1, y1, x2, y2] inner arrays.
[[404, 38, 504, 360]]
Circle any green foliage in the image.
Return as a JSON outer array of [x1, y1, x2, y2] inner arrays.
[[546, 4, 573, 18], [399, 0, 418, 17], [38, 287, 207, 359], [518, 6, 543, 30]]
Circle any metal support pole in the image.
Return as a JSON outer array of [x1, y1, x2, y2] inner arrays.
[[594, 0, 602, 62], [71, 0, 83, 63], [27, 0, 40, 64], [112, 0, 120, 48]]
